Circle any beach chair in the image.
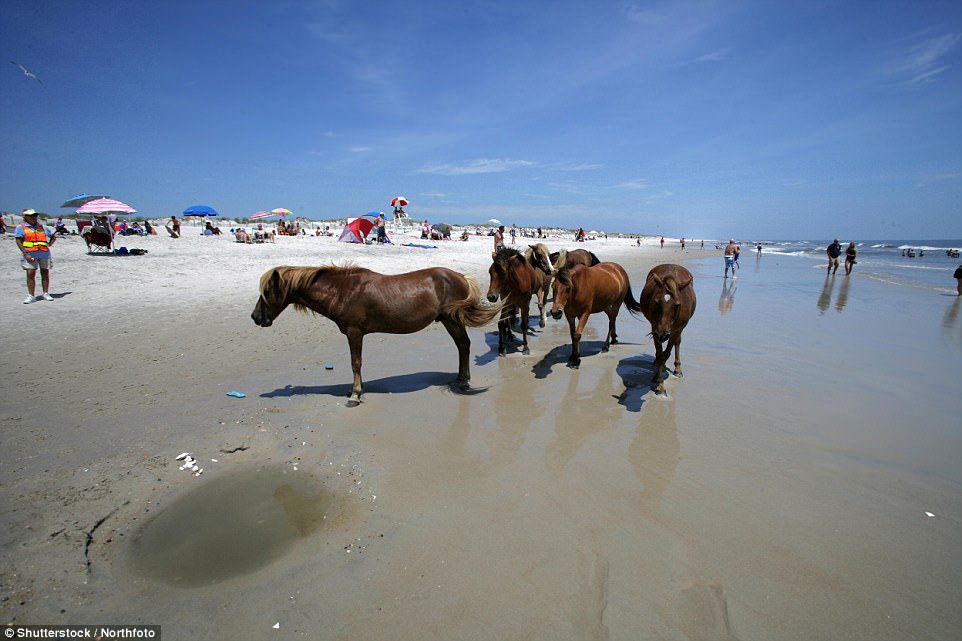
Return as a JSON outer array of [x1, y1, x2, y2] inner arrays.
[[76, 219, 93, 235], [82, 223, 113, 254]]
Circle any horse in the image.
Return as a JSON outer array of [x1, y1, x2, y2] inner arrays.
[[549, 262, 643, 368], [524, 242, 554, 319], [549, 248, 600, 272], [638, 264, 696, 394], [486, 246, 553, 355], [251, 265, 502, 407]]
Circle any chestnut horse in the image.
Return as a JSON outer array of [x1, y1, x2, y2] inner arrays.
[[251, 265, 501, 406], [549, 262, 643, 368], [549, 248, 600, 272], [639, 264, 696, 394], [486, 247, 553, 355]]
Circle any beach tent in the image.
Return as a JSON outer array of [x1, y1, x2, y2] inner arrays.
[[338, 213, 381, 244]]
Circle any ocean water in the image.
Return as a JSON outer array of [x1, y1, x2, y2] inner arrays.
[[746, 239, 962, 293]]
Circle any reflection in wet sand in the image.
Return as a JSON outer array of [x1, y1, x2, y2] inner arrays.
[[718, 281, 736, 316], [545, 365, 622, 475], [835, 273, 851, 312], [817, 273, 835, 315], [943, 296, 960, 330], [628, 397, 679, 514]]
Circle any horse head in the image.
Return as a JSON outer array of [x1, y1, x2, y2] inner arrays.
[[251, 268, 291, 327], [550, 266, 575, 319], [645, 266, 694, 343], [487, 248, 523, 302], [525, 243, 554, 276]]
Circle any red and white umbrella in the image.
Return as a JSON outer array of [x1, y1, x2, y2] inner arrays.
[[75, 197, 136, 215], [390, 196, 408, 208]]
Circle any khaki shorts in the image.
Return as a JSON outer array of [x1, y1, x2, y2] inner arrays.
[[21, 256, 52, 270]]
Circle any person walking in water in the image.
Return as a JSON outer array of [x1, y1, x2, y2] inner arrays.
[[724, 239, 738, 279], [844, 242, 858, 275], [14, 209, 57, 303], [827, 239, 842, 275]]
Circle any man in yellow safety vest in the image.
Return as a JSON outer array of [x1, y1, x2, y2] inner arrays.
[[14, 208, 57, 304]]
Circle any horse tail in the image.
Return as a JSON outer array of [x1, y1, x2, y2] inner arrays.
[[447, 275, 503, 327], [623, 279, 645, 318]]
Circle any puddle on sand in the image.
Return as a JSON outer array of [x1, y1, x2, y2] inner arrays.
[[128, 466, 336, 587]]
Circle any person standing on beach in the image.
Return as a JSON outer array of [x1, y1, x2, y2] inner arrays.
[[681, 237, 686, 250], [724, 239, 738, 279], [14, 209, 56, 304], [954, 265, 962, 295], [660, 236, 664, 248], [494, 225, 505, 252], [376, 213, 387, 244], [827, 239, 842, 274], [844, 242, 858, 275], [733, 242, 740, 270], [510, 224, 517, 245]]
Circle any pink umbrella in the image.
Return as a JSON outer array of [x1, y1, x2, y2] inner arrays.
[[75, 197, 136, 215], [271, 208, 292, 217], [250, 211, 272, 219]]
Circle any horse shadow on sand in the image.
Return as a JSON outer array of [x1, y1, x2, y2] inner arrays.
[[474, 323, 546, 366], [261, 370, 490, 402], [614, 354, 664, 412]]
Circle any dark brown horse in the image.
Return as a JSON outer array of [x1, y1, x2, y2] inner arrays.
[[549, 248, 600, 272], [549, 262, 642, 368], [486, 247, 553, 355], [251, 265, 501, 406], [639, 264, 696, 394]]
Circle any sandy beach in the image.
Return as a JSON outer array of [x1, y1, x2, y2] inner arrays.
[[1, 223, 960, 640]]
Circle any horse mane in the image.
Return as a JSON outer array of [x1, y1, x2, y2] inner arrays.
[[260, 264, 368, 313], [552, 249, 568, 271], [555, 265, 574, 287], [493, 247, 523, 267], [524, 243, 552, 274]]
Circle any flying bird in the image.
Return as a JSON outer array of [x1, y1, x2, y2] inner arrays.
[[10, 61, 42, 84]]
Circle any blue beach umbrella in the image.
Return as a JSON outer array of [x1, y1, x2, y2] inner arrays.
[[61, 193, 110, 208], [183, 205, 219, 217]]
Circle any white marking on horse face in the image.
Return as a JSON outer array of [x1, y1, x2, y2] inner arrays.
[[663, 293, 672, 303]]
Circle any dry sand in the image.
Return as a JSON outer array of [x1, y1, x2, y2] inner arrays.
[[1, 223, 960, 640]]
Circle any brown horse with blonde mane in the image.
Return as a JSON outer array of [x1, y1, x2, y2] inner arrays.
[[251, 265, 502, 406], [549, 261, 643, 368], [486, 246, 553, 355], [639, 264, 696, 395]]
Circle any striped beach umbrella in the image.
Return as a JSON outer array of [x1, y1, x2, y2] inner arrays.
[[271, 208, 292, 217], [249, 211, 272, 220], [75, 197, 136, 215]]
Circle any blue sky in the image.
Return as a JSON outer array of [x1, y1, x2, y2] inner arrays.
[[2, 0, 960, 240]]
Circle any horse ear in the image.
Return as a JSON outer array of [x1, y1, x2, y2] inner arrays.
[[676, 274, 693, 290], [649, 271, 665, 289]]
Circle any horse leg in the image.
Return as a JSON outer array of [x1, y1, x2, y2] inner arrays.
[[537, 284, 548, 328], [520, 303, 532, 355], [566, 315, 580, 368], [441, 317, 472, 390], [497, 308, 509, 355], [602, 309, 618, 352], [651, 336, 667, 394], [345, 330, 365, 407], [672, 332, 683, 377]]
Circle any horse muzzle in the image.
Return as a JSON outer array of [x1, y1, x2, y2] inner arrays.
[[550, 309, 563, 320], [486, 294, 500, 304]]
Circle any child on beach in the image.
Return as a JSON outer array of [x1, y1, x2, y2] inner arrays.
[[845, 242, 858, 275], [954, 265, 962, 296]]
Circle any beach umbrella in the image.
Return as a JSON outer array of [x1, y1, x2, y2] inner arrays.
[[391, 196, 409, 208], [271, 208, 292, 217], [488, 218, 501, 225], [183, 205, 219, 217], [75, 197, 136, 215], [337, 214, 380, 244], [249, 211, 272, 220], [62, 193, 110, 208]]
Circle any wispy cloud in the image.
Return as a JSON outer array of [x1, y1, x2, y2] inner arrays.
[[559, 162, 605, 171], [916, 171, 961, 187], [645, 191, 673, 201], [349, 145, 371, 153], [417, 158, 534, 175], [691, 47, 732, 63], [886, 32, 960, 86], [617, 178, 648, 190]]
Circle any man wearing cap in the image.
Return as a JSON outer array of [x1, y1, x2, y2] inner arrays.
[[14, 209, 56, 304]]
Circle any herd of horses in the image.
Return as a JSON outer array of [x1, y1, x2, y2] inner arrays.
[[251, 244, 696, 406]]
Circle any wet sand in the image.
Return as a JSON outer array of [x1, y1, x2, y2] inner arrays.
[[1, 229, 960, 640]]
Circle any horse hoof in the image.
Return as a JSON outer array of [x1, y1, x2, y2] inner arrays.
[[523, 347, 531, 355], [601, 345, 610, 353], [346, 399, 361, 408], [567, 360, 580, 370], [539, 320, 546, 328]]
